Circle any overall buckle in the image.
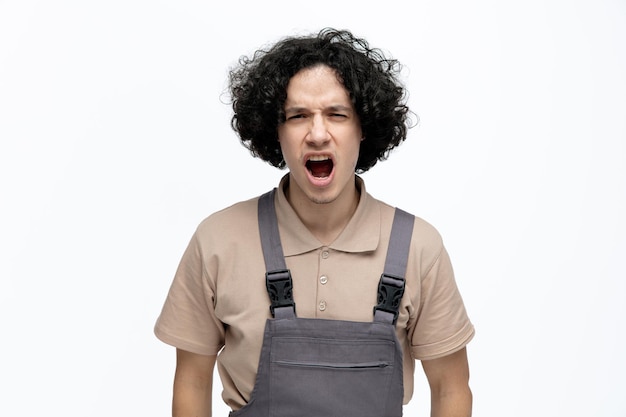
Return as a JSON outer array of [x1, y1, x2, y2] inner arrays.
[[373, 273, 405, 324], [266, 269, 296, 317]]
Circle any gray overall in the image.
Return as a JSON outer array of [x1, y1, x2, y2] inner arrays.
[[230, 189, 415, 417]]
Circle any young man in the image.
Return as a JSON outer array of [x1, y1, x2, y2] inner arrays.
[[155, 28, 474, 417]]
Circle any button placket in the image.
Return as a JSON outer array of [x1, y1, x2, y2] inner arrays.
[[317, 247, 330, 314]]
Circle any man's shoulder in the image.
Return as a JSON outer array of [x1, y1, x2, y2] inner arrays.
[[194, 194, 261, 238], [372, 196, 444, 249], [410, 213, 444, 248], [383, 203, 446, 271]]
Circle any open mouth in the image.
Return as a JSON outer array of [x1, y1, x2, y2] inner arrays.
[[305, 155, 334, 178]]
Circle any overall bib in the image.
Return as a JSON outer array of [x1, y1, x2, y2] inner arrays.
[[230, 189, 415, 417]]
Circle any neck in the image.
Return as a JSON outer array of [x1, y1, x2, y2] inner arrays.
[[284, 175, 360, 245]]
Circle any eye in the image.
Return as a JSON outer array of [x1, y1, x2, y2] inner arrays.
[[286, 113, 307, 121]]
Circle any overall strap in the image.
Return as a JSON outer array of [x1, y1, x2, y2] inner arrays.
[[258, 189, 296, 319], [373, 208, 415, 324]]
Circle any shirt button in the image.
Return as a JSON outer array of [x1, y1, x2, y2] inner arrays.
[[321, 250, 329, 259], [320, 275, 328, 285], [319, 300, 327, 311]]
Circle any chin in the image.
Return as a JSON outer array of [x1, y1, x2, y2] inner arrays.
[[305, 188, 338, 205]]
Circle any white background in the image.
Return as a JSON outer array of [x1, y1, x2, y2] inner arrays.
[[1, 0, 625, 416]]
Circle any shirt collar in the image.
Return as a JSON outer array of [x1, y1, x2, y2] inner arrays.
[[273, 174, 381, 256]]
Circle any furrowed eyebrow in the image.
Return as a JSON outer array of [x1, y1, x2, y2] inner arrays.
[[326, 105, 352, 113], [284, 106, 307, 115], [284, 105, 353, 114]]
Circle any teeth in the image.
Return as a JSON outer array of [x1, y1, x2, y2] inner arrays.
[[307, 155, 330, 162]]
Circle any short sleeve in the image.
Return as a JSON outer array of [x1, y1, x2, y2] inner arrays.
[[409, 246, 474, 360], [154, 231, 225, 355]]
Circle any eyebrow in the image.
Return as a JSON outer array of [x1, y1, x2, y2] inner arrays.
[[284, 105, 354, 114]]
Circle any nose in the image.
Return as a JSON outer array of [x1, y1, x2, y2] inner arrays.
[[307, 114, 330, 145]]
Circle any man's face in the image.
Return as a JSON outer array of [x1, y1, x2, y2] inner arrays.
[[278, 65, 362, 206]]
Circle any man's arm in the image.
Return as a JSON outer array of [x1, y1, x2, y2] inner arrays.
[[421, 347, 472, 417], [173, 349, 217, 417]]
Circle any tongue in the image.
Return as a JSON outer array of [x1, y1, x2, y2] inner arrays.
[[308, 160, 333, 178]]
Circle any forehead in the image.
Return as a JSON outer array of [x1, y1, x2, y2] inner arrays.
[[284, 65, 351, 106]]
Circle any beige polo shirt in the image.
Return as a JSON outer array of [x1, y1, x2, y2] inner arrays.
[[155, 175, 474, 410]]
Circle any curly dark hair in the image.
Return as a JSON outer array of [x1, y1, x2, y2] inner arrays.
[[228, 28, 413, 173]]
